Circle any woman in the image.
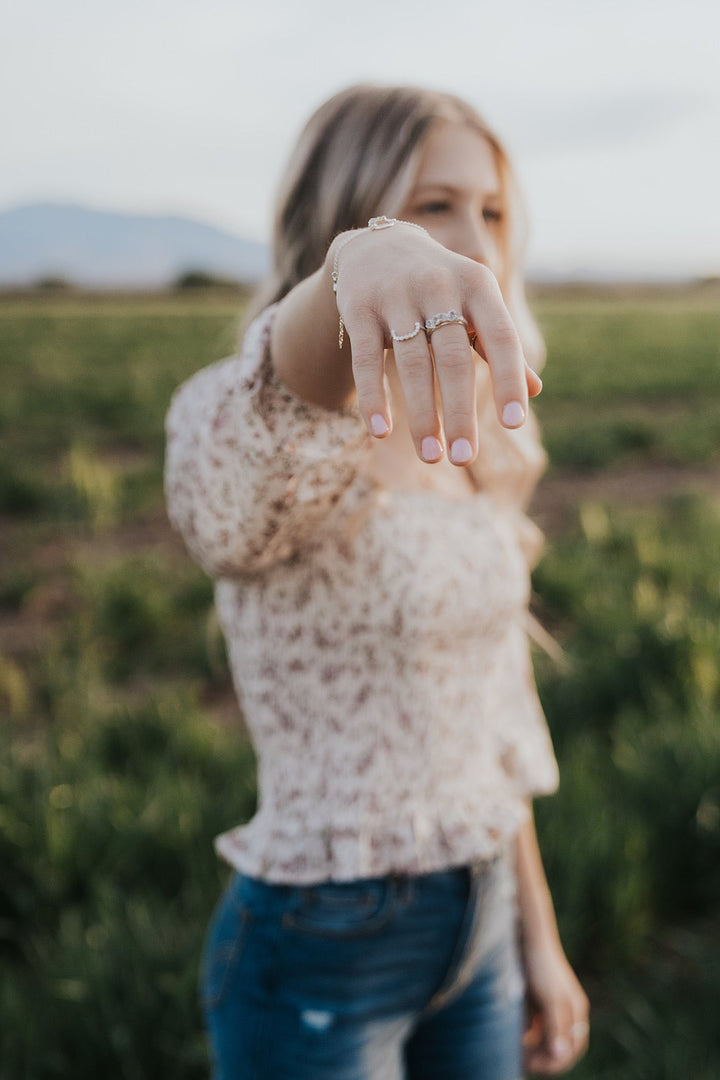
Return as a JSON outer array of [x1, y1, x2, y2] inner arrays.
[[165, 84, 590, 1079]]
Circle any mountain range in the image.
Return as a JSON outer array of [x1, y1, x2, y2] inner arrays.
[[1, 202, 707, 289], [0, 203, 270, 288]]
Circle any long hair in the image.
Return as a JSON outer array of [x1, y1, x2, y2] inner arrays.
[[246, 83, 544, 369]]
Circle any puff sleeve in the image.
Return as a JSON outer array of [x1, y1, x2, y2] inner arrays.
[[164, 305, 371, 578]]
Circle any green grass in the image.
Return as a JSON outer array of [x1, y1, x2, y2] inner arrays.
[[1, 288, 719, 1078], [533, 293, 720, 470], [1, 693, 256, 1078]]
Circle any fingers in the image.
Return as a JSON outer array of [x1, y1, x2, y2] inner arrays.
[[384, 313, 479, 464], [345, 315, 393, 438], [527, 364, 543, 399], [525, 1030, 589, 1075], [523, 995, 590, 1076], [567, 987, 591, 1066], [390, 315, 446, 462], [465, 267, 533, 430], [345, 261, 542, 463], [470, 335, 542, 399], [569, 1017, 590, 1061], [428, 323, 478, 464], [348, 308, 455, 464], [524, 1029, 588, 1074], [539, 992, 574, 1074]]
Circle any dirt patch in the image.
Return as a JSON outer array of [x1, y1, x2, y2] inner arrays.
[[532, 462, 720, 535], [4, 463, 718, 671]]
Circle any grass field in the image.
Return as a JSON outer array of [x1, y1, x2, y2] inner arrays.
[[1, 287, 719, 1078]]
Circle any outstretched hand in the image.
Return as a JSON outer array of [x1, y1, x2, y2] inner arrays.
[[331, 219, 542, 466]]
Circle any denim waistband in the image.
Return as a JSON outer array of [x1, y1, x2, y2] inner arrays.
[[227, 853, 505, 914]]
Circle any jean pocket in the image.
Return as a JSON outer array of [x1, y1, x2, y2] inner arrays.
[[201, 889, 253, 1011], [281, 878, 397, 939]]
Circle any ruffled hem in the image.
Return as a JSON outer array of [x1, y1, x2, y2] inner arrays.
[[214, 799, 532, 885]]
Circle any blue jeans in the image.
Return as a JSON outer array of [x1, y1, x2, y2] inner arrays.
[[200, 850, 526, 1079]]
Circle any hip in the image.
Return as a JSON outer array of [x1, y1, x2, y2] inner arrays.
[[201, 846, 523, 1019]]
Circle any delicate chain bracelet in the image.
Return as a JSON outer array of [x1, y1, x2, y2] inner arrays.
[[331, 216, 429, 349]]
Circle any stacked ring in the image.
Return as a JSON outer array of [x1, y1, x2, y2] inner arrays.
[[390, 321, 425, 343], [425, 310, 468, 336]]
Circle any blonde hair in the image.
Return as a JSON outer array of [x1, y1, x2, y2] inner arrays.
[[247, 83, 544, 368]]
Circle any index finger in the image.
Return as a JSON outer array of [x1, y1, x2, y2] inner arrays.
[[465, 269, 528, 429]]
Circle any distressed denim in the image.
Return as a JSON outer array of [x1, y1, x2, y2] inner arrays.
[[200, 850, 525, 1079]]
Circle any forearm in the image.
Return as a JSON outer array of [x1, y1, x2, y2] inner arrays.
[[515, 805, 591, 1073], [515, 804, 562, 955], [270, 243, 357, 411]]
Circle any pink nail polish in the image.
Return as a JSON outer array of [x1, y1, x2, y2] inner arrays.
[[421, 436, 443, 462], [450, 438, 473, 464], [370, 414, 389, 436], [502, 401, 525, 427]]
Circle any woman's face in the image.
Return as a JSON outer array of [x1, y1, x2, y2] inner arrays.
[[398, 123, 505, 280]]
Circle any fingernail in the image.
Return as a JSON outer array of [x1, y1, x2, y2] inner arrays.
[[421, 436, 444, 462], [370, 413, 389, 436], [450, 438, 473, 464], [502, 401, 525, 427], [552, 1037, 570, 1059]]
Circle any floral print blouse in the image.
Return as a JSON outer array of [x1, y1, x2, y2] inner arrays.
[[164, 305, 559, 884]]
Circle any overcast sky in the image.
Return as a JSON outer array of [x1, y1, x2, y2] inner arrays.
[[3, 0, 719, 278]]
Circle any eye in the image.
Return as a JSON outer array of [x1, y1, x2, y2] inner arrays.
[[483, 206, 503, 224], [415, 200, 451, 216]]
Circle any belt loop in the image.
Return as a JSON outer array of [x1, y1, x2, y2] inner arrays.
[[391, 872, 413, 906]]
